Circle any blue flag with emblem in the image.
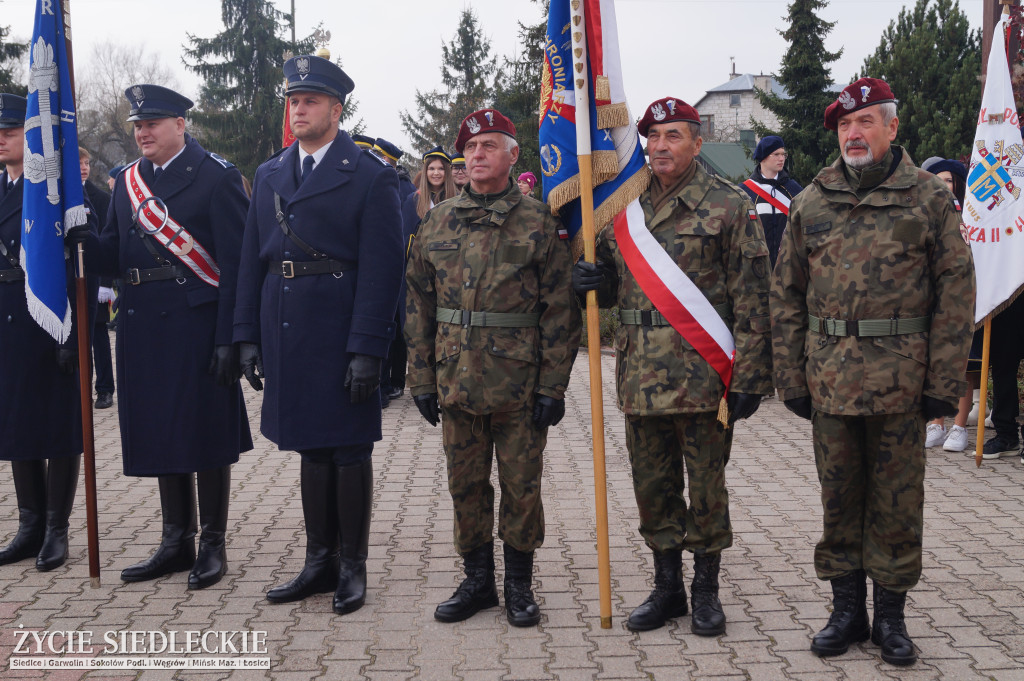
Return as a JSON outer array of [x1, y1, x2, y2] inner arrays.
[[539, 0, 649, 257], [21, 0, 85, 342]]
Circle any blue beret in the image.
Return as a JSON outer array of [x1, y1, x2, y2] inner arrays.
[[423, 145, 450, 163], [125, 84, 193, 121], [924, 158, 967, 183], [374, 138, 402, 161], [753, 135, 785, 162], [0, 93, 27, 129], [284, 55, 354, 101]]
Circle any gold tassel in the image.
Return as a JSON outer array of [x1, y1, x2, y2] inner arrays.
[[595, 75, 611, 102], [546, 175, 581, 215], [717, 397, 730, 428], [596, 102, 630, 130]]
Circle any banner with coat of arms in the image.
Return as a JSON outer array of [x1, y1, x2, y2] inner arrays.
[[962, 17, 1024, 323]]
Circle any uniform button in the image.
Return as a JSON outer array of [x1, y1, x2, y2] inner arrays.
[[464, 282, 470, 288], [283, 286, 290, 292], [5, 315, 11, 322], [462, 367, 467, 372], [452, 345, 457, 351], [843, 263, 851, 270], [284, 251, 291, 258], [469, 242, 474, 247], [160, 311, 167, 318], [841, 356, 846, 362], [838, 405, 844, 412], [128, 228, 136, 236], [492, 346, 498, 352], [283, 322, 290, 329], [127, 309, 135, 316], [289, 214, 295, 220]]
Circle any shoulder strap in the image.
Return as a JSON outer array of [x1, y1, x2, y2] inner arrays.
[[273, 192, 328, 260]]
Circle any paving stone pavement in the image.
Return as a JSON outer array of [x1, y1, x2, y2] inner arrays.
[[2, 349, 1024, 680]]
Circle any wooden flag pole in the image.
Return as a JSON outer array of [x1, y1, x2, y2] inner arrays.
[[975, 319, 992, 468], [569, 0, 613, 630], [60, 0, 101, 587]]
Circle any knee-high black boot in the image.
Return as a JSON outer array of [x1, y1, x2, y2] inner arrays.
[[121, 474, 196, 582], [333, 459, 372, 614], [36, 455, 80, 571], [0, 461, 46, 565], [188, 466, 231, 589], [267, 459, 339, 603]]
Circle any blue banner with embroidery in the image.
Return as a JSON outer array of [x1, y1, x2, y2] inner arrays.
[[21, 0, 85, 342]]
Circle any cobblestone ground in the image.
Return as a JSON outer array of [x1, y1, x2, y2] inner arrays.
[[1, 350, 1023, 680]]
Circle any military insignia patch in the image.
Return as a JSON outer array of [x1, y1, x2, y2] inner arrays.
[[484, 111, 494, 126], [207, 152, 234, 169], [557, 226, 569, 240], [428, 242, 460, 251], [296, 57, 310, 75], [467, 117, 481, 134], [839, 90, 856, 110], [747, 208, 758, 221], [131, 85, 145, 100], [651, 102, 666, 121], [860, 85, 871, 102], [666, 99, 676, 115]]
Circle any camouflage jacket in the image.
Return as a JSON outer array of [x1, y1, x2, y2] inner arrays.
[[770, 147, 975, 415], [594, 163, 773, 415], [405, 182, 581, 414]]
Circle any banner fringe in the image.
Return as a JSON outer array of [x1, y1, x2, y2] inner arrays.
[[546, 174, 581, 216], [596, 102, 630, 130], [24, 280, 71, 343], [978, 283, 1024, 329], [64, 204, 87, 229]]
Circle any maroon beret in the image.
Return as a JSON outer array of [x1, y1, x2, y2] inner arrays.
[[455, 108, 517, 153], [823, 77, 896, 131], [637, 97, 701, 137]]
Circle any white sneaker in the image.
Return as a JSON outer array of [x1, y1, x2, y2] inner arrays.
[[925, 423, 947, 448], [943, 425, 968, 452], [967, 389, 980, 426], [986, 414, 994, 428]]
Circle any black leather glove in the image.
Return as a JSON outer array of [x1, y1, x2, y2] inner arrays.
[[56, 345, 77, 376], [208, 344, 240, 387], [238, 342, 264, 391], [414, 393, 440, 426], [923, 395, 957, 420], [65, 224, 90, 245], [784, 395, 813, 420], [533, 394, 566, 430], [572, 259, 608, 295], [726, 392, 762, 424], [344, 353, 382, 404]]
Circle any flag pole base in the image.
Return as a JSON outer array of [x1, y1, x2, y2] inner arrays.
[[600, 616, 612, 629], [90, 576, 101, 589]]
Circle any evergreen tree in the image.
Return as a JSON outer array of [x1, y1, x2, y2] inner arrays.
[[753, 0, 843, 184], [859, 0, 980, 163], [400, 8, 497, 153], [183, 0, 311, 179], [0, 24, 27, 96]]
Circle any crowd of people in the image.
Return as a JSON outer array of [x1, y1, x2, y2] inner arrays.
[[1, 51, 1022, 670]]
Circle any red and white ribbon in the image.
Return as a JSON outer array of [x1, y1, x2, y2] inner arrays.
[[742, 179, 790, 216]]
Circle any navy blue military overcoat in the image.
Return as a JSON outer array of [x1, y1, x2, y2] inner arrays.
[[233, 131, 404, 451], [93, 136, 252, 476], [0, 173, 82, 461]]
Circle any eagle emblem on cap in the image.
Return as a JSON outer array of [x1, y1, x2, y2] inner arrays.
[[860, 85, 871, 102], [651, 103, 667, 121], [666, 99, 676, 115], [484, 111, 494, 126], [838, 90, 856, 110], [131, 86, 145, 100], [467, 116, 481, 134], [295, 57, 310, 75]]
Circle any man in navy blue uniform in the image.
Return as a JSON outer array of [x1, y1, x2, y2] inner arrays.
[[86, 84, 252, 589], [233, 55, 403, 615], [0, 93, 84, 572]]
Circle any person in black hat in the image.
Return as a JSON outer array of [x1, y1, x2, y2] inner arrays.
[[0, 93, 86, 572], [234, 55, 404, 615], [741, 135, 802, 268], [106, 165, 125, 192], [449, 153, 469, 191], [80, 83, 253, 590], [351, 133, 374, 150]]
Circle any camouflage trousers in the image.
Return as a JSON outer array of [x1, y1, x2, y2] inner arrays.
[[625, 412, 733, 555], [811, 410, 925, 592], [441, 405, 547, 555]]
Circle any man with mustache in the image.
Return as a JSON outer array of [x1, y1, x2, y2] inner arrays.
[[770, 78, 974, 666]]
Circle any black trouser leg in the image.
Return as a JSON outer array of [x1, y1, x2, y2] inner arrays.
[[266, 458, 339, 603], [36, 455, 80, 571], [120, 474, 196, 582], [333, 459, 372, 614], [0, 461, 46, 566], [189, 466, 231, 589]]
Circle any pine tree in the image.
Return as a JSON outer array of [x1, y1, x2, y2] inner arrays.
[[0, 24, 27, 96], [859, 0, 981, 163], [753, 0, 843, 184], [400, 8, 497, 153], [183, 0, 311, 179]]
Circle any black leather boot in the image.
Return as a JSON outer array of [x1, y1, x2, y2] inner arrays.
[[434, 542, 499, 622], [267, 459, 339, 603], [188, 466, 230, 589], [811, 569, 869, 656], [333, 459, 372, 614], [691, 553, 726, 636], [0, 461, 46, 566], [36, 455, 80, 571], [503, 544, 540, 627], [871, 582, 917, 666], [627, 549, 688, 631], [121, 474, 197, 582]]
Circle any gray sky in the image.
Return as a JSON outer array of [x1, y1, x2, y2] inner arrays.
[[2, 0, 989, 153]]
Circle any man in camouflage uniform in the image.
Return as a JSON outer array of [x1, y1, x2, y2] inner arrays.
[[405, 108, 580, 627], [573, 98, 773, 635], [770, 78, 974, 666]]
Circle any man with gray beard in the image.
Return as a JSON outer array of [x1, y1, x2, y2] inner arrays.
[[770, 78, 974, 667]]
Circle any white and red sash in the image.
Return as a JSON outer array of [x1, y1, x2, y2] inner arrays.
[[613, 200, 735, 389], [125, 162, 220, 287], [742, 179, 790, 216]]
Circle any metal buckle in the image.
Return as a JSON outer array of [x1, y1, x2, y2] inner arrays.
[[461, 309, 472, 327], [281, 261, 295, 278], [889, 314, 899, 336], [822, 316, 838, 337], [128, 268, 141, 285], [640, 310, 653, 327]]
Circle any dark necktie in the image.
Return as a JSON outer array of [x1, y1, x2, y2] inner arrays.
[[301, 155, 315, 184], [153, 166, 163, 182]]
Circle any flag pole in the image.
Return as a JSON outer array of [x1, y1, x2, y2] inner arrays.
[[975, 319, 992, 467], [569, 0, 613, 630], [59, 0, 101, 587]]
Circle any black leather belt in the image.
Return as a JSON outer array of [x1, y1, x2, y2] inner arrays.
[[126, 265, 194, 285], [0, 268, 24, 283], [268, 259, 354, 278]]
